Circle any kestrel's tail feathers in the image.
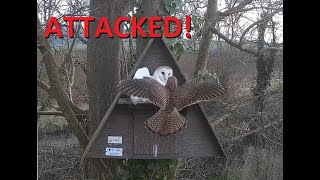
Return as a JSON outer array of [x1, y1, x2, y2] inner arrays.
[[145, 109, 187, 136]]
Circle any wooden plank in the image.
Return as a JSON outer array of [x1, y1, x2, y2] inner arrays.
[[177, 105, 225, 158], [86, 105, 134, 159], [133, 154, 178, 159]]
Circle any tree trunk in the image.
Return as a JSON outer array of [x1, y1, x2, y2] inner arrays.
[[193, 0, 217, 77], [253, 14, 276, 113], [135, 0, 167, 58], [86, 0, 129, 178], [249, 15, 277, 147]]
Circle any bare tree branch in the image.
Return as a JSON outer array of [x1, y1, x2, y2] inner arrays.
[[37, 16, 111, 178], [37, 78, 88, 117], [220, 6, 282, 17], [38, 111, 64, 116], [37, 78, 51, 92], [210, 27, 258, 56], [37, 98, 60, 111], [37, 16, 88, 145], [259, 47, 283, 53], [61, 23, 81, 68], [217, 0, 254, 20], [239, 8, 283, 45], [37, 110, 86, 120], [186, 0, 254, 49], [212, 113, 230, 126], [229, 119, 283, 143], [75, 26, 88, 45]]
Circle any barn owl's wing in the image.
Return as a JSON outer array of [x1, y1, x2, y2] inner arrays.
[[133, 67, 151, 79], [118, 77, 169, 108], [131, 67, 152, 104], [176, 79, 228, 111]]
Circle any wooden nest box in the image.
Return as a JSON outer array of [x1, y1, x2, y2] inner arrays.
[[83, 38, 226, 159]]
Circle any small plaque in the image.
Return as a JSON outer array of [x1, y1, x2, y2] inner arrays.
[[106, 147, 123, 156], [107, 136, 122, 144]]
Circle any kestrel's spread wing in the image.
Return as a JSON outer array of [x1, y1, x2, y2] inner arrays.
[[175, 79, 228, 111], [118, 77, 169, 109]]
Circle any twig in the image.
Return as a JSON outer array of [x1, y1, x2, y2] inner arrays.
[[212, 113, 230, 126], [37, 78, 88, 117], [38, 111, 64, 116], [41, 166, 75, 173], [229, 119, 283, 143], [261, 133, 283, 146], [37, 78, 51, 92], [239, 8, 283, 45]]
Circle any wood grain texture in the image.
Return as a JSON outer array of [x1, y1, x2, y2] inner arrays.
[[86, 104, 134, 159], [133, 104, 177, 158], [177, 105, 225, 157], [87, 104, 225, 159]]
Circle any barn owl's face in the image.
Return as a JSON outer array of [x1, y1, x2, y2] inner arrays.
[[154, 66, 173, 84]]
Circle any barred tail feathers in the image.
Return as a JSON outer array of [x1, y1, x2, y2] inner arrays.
[[144, 109, 187, 136]]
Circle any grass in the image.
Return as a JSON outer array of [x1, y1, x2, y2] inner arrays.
[[38, 115, 68, 134], [210, 147, 283, 180]]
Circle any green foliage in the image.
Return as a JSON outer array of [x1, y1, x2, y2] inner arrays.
[[116, 159, 179, 180], [267, 79, 282, 94], [164, 0, 176, 15], [192, 15, 204, 31], [166, 38, 184, 60], [195, 70, 221, 84]]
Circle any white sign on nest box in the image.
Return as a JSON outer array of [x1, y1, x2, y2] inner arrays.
[[107, 136, 122, 144]]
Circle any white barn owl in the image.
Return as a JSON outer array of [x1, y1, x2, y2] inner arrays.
[[151, 66, 173, 86], [130, 66, 173, 105]]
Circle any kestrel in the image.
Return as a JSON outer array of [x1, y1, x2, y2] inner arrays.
[[118, 76, 228, 136]]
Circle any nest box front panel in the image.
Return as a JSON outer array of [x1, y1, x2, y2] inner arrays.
[[85, 38, 226, 160], [86, 104, 134, 159], [132, 104, 178, 159], [178, 105, 225, 158]]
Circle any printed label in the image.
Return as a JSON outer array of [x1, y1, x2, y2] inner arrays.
[[106, 147, 123, 156], [107, 136, 122, 144]]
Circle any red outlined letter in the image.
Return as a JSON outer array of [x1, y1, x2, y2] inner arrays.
[[149, 16, 162, 38], [185, 15, 191, 38], [79, 16, 95, 38], [114, 16, 130, 38], [132, 16, 147, 38], [63, 16, 79, 38], [95, 17, 113, 38], [164, 16, 182, 38], [44, 17, 62, 38]]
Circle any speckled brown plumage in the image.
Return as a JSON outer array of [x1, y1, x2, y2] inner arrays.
[[118, 76, 228, 136]]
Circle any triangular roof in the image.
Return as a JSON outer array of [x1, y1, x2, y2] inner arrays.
[[81, 37, 226, 161]]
